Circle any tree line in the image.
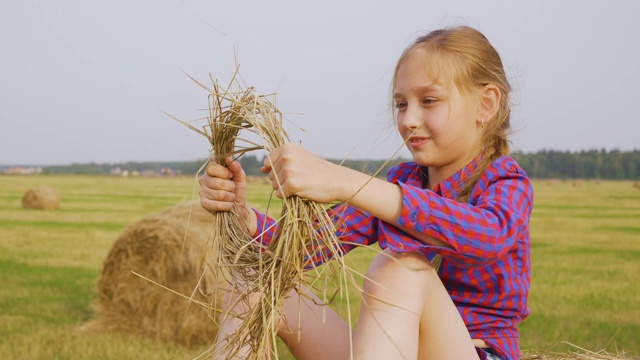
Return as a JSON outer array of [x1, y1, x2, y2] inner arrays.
[[38, 148, 640, 180], [511, 149, 639, 180]]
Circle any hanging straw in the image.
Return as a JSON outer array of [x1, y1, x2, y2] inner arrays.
[[225, 94, 349, 359], [167, 69, 352, 359]]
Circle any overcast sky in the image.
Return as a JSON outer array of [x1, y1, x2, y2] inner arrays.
[[2, 0, 639, 166]]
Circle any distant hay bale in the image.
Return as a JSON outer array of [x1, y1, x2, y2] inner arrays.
[[22, 187, 60, 210], [83, 202, 223, 349]]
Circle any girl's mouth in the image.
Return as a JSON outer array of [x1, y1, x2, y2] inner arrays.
[[409, 137, 429, 149]]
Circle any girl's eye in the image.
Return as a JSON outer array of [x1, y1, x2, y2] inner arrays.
[[423, 98, 437, 105], [395, 102, 407, 110]]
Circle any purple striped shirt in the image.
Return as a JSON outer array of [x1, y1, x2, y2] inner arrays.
[[253, 155, 533, 360]]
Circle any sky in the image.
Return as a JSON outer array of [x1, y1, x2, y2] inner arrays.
[[1, 0, 639, 166]]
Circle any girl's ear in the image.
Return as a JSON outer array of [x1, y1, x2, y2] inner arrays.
[[477, 84, 501, 126]]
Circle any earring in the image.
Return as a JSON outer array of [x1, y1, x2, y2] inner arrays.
[[481, 117, 484, 128]]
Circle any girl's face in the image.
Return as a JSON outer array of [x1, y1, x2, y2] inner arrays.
[[394, 53, 483, 175]]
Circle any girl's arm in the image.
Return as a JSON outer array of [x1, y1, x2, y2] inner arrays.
[[329, 166, 453, 249], [388, 158, 534, 266], [263, 145, 533, 265], [262, 144, 451, 248]]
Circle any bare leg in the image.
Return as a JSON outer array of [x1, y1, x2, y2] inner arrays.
[[214, 279, 351, 360], [277, 286, 351, 360], [353, 249, 479, 360], [212, 289, 258, 359], [217, 249, 479, 360]]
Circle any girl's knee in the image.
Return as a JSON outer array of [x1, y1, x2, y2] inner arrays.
[[362, 249, 438, 310], [366, 248, 435, 282]]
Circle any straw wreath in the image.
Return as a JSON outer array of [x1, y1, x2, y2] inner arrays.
[[165, 70, 264, 291], [167, 69, 352, 359]]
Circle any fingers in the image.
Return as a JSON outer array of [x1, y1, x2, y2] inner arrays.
[[199, 176, 236, 196], [199, 160, 239, 213], [226, 157, 247, 183], [262, 151, 287, 198], [203, 158, 245, 189], [262, 144, 301, 199], [261, 149, 277, 174], [200, 196, 233, 212], [261, 143, 295, 174], [199, 179, 236, 211], [206, 161, 233, 179]]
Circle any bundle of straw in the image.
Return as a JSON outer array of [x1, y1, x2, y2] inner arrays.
[[168, 69, 351, 359], [226, 95, 349, 358]]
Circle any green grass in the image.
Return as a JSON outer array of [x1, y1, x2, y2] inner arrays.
[[0, 175, 639, 358], [521, 180, 640, 355]]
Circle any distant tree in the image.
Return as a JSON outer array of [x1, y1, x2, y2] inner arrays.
[[238, 154, 263, 177], [38, 149, 640, 180]]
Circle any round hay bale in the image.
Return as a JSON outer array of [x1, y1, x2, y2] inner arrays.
[[85, 202, 224, 348], [22, 187, 60, 210]]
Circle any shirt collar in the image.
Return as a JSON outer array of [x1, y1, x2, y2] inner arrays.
[[417, 153, 482, 199]]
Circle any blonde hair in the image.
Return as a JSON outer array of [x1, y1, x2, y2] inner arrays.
[[392, 26, 512, 202]]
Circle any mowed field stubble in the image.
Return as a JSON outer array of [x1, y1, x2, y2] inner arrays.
[[0, 175, 638, 359]]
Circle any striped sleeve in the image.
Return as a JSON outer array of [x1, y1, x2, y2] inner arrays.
[[252, 204, 380, 263], [252, 208, 277, 246], [392, 160, 533, 267]]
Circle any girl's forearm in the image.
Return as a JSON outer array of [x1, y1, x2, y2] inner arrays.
[[337, 167, 451, 249], [237, 202, 258, 236], [337, 167, 403, 221]]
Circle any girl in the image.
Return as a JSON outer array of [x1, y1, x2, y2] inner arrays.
[[200, 26, 533, 360]]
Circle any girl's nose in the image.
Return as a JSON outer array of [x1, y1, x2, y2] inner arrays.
[[402, 105, 423, 130]]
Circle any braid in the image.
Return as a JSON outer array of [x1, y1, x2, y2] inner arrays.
[[457, 131, 510, 203]]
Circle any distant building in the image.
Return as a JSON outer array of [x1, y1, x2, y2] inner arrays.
[[160, 167, 180, 176], [110, 167, 123, 176], [1, 166, 43, 175]]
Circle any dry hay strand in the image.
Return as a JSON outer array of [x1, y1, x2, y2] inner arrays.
[[521, 342, 637, 359], [522, 355, 635, 360], [164, 69, 263, 288], [169, 69, 350, 359], [22, 186, 60, 210], [230, 94, 349, 358], [82, 202, 223, 349]]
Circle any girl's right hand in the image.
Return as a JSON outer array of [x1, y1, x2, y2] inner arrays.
[[199, 157, 256, 234]]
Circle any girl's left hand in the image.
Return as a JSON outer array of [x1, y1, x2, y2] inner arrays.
[[261, 143, 347, 203]]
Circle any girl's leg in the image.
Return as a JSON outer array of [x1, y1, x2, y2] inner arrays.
[[353, 249, 479, 360], [215, 277, 351, 359], [213, 289, 259, 359], [276, 286, 351, 360]]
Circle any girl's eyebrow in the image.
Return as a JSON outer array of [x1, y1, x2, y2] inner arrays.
[[394, 85, 442, 98]]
